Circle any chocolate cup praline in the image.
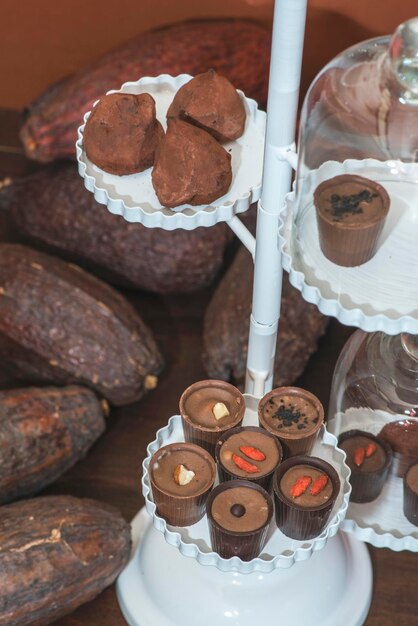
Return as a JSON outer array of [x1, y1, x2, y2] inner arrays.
[[179, 379, 245, 457], [206, 479, 273, 561], [149, 442, 216, 527], [338, 429, 392, 504], [403, 461, 418, 526], [313, 174, 390, 267], [215, 426, 283, 491], [258, 386, 324, 457], [273, 455, 340, 541]]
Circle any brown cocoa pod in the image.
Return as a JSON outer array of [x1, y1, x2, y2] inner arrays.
[[203, 246, 329, 386], [0, 385, 107, 505], [2, 162, 231, 293], [0, 244, 164, 405], [0, 495, 131, 626], [20, 19, 270, 163]]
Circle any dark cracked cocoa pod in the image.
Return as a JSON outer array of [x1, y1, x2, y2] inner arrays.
[[0, 385, 107, 505], [2, 162, 231, 293], [0, 495, 131, 626], [0, 244, 164, 405], [203, 246, 329, 387], [20, 19, 271, 163]]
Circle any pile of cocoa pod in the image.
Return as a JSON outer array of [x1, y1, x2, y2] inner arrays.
[[0, 18, 327, 626]]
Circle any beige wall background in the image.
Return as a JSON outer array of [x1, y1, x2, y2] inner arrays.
[[1, 0, 417, 110]]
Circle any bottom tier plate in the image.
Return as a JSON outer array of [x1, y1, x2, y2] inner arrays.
[[116, 508, 372, 626], [141, 394, 351, 572], [331, 408, 418, 551]]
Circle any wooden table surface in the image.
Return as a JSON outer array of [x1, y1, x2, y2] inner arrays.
[[0, 109, 417, 626]]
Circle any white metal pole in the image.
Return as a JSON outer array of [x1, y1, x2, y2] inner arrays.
[[245, 0, 307, 397]]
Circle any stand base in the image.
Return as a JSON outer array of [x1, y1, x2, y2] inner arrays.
[[116, 508, 373, 626]]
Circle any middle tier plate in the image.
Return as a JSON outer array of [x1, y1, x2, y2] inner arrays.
[[141, 394, 351, 573], [76, 74, 265, 230]]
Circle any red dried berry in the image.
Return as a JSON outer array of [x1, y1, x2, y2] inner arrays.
[[354, 447, 365, 467], [310, 474, 328, 496], [290, 475, 312, 498], [365, 442, 377, 458], [232, 454, 260, 473], [239, 445, 266, 461]]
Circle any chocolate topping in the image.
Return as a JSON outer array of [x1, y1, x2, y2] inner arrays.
[[83, 92, 163, 175], [210, 485, 269, 532], [167, 69, 246, 142], [151, 118, 232, 208], [280, 465, 333, 508]]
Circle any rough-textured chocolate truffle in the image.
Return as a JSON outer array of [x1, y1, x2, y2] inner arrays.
[[167, 69, 246, 142], [83, 92, 164, 175], [152, 119, 232, 208]]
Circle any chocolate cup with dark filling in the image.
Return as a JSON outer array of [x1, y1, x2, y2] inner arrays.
[[206, 479, 273, 560], [179, 380, 245, 457], [273, 456, 340, 540], [149, 442, 216, 526], [258, 387, 324, 457], [313, 174, 390, 267], [215, 426, 283, 491], [404, 461, 418, 526], [338, 429, 392, 503]]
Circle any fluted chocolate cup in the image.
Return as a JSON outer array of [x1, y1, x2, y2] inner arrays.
[[404, 461, 418, 526], [206, 479, 273, 560], [313, 174, 390, 267], [258, 386, 324, 457], [179, 379, 245, 457], [338, 430, 392, 503], [215, 426, 283, 492], [149, 442, 216, 526], [273, 456, 340, 540]]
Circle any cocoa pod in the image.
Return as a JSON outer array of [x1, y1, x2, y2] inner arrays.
[[0, 244, 163, 405], [20, 19, 270, 163], [0, 495, 131, 626], [0, 385, 107, 505], [3, 162, 231, 293], [203, 246, 329, 386]]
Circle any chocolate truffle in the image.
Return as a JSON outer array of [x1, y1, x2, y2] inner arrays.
[[215, 426, 282, 491], [404, 462, 418, 526], [338, 430, 392, 503], [179, 379, 245, 457], [167, 69, 246, 142], [83, 92, 164, 175], [378, 419, 418, 477], [151, 119, 232, 208], [149, 442, 216, 526], [313, 174, 390, 267], [273, 456, 340, 540], [258, 386, 324, 456], [206, 480, 273, 560]]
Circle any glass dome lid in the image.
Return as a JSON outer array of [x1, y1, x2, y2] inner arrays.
[[280, 17, 418, 335]]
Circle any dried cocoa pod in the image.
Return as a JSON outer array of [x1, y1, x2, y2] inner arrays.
[[20, 19, 270, 162], [2, 162, 231, 293], [0, 495, 131, 626], [0, 385, 107, 505], [203, 246, 328, 386], [0, 244, 163, 405]]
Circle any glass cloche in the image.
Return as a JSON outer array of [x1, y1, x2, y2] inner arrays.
[[281, 17, 418, 334]]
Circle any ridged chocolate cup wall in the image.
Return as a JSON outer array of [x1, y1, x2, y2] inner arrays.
[[403, 462, 418, 526], [273, 456, 340, 540]]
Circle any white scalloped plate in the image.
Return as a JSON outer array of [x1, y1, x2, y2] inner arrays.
[[76, 74, 265, 230], [279, 158, 418, 335], [330, 407, 418, 551], [141, 394, 351, 573]]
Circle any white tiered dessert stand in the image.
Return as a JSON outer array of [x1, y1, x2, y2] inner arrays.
[[76, 2, 418, 624]]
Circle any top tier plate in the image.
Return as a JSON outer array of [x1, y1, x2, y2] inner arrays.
[[76, 74, 266, 230], [279, 158, 418, 335]]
